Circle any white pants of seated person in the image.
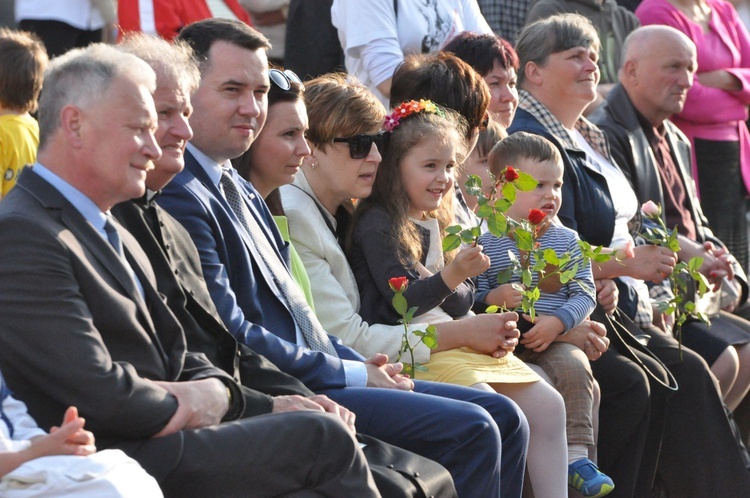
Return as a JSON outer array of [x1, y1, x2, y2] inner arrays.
[[0, 449, 163, 497]]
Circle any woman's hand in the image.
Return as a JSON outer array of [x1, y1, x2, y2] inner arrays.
[[441, 244, 490, 289], [622, 245, 676, 283], [460, 312, 520, 358], [557, 319, 609, 361], [595, 278, 619, 316]]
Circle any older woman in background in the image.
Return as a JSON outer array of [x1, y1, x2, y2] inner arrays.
[[509, 12, 750, 497]]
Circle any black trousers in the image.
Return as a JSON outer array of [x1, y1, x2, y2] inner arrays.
[[592, 308, 750, 497], [119, 411, 379, 498], [18, 19, 102, 58]]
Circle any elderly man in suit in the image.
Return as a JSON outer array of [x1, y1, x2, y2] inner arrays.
[[592, 25, 750, 414], [0, 43, 380, 497], [157, 17, 530, 498]]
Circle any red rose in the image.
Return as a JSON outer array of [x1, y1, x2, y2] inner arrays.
[[528, 209, 546, 225], [503, 166, 519, 182], [389, 276, 409, 293]]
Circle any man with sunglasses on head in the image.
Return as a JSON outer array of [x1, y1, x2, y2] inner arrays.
[[158, 18, 530, 498]]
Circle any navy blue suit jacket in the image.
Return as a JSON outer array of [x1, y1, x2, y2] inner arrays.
[[158, 151, 365, 391]]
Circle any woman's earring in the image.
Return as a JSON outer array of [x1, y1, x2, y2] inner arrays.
[[310, 160, 317, 169]]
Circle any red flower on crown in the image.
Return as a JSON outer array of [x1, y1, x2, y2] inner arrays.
[[388, 276, 409, 293], [528, 209, 546, 226]]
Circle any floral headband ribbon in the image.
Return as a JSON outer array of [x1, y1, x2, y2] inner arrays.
[[384, 99, 446, 132]]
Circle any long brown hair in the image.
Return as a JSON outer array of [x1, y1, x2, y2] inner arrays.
[[350, 109, 467, 266]]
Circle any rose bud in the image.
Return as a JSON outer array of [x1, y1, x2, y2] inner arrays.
[[388, 276, 409, 293], [527, 209, 546, 225], [504, 166, 519, 182], [641, 200, 662, 218]]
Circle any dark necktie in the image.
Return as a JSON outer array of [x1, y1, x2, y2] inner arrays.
[[104, 215, 144, 299], [219, 170, 338, 357]]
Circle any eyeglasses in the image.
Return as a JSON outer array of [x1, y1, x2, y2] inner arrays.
[[269, 69, 303, 91], [332, 132, 388, 159]]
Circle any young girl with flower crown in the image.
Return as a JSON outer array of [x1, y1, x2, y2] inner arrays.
[[347, 100, 569, 498]]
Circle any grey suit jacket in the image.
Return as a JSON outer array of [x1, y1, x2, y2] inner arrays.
[[0, 167, 238, 479]]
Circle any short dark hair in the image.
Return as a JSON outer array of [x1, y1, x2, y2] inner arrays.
[[176, 18, 270, 72], [0, 28, 48, 113], [488, 132, 561, 177], [389, 52, 489, 139], [443, 32, 519, 77]]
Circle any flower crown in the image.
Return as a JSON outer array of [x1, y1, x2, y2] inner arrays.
[[384, 99, 446, 132]]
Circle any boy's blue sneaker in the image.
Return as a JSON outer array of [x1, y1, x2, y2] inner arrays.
[[568, 458, 615, 497]]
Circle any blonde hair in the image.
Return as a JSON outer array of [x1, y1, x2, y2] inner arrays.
[[304, 73, 385, 149], [351, 110, 467, 266]]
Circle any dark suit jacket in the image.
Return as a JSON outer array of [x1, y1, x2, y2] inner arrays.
[[0, 168, 241, 478], [593, 83, 748, 303], [157, 151, 365, 391], [111, 196, 314, 416]]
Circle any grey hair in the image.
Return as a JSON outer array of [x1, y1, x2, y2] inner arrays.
[[38, 43, 156, 150], [118, 33, 200, 96], [516, 13, 600, 88]]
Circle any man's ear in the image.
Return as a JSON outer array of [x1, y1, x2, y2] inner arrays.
[[60, 105, 84, 148], [621, 60, 638, 86]]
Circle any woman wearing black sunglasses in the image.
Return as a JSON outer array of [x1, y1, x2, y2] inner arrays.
[[279, 74, 533, 496]]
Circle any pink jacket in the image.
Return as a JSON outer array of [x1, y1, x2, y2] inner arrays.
[[637, 0, 750, 194]]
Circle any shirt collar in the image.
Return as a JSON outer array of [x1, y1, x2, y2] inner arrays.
[[186, 142, 227, 187], [32, 163, 108, 234], [518, 89, 611, 159]]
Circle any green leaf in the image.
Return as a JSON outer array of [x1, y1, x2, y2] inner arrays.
[[414, 364, 429, 372], [422, 335, 438, 349], [476, 204, 494, 218], [485, 305, 500, 314], [487, 212, 507, 237], [542, 248, 560, 265], [445, 224, 462, 235], [514, 171, 538, 191], [404, 306, 418, 322], [464, 174, 483, 197], [688, 256, 704, 273], [522, 269, 532, 287], [494, 198, 513, 212], [496, 267, 514, 284], [443, 234, 461, 252], [460, 229, 477, 244], [501, 182, 516, 202], [514, 229, 533, 251], [392, 293, 408, 316]]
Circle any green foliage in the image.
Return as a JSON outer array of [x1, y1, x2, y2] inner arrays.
[[641, 206, 712, 356], [390, 287, 438, 378]]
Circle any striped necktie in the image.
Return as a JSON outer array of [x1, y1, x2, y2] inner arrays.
[[219, 170, 338, 357]]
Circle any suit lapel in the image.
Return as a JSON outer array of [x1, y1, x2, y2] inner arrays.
[[183, 152, 287, 298], [21, 170, 174, 373]]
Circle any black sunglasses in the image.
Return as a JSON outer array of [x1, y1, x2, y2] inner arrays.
[[332, 132, 388, 159], [269, 69, 303, 91]]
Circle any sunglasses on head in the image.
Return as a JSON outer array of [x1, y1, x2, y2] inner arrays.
[[269, 69, 303, 91], [332, 132, 388, 159]]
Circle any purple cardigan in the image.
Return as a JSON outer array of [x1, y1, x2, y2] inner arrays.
[[636, 0, 750, 193]]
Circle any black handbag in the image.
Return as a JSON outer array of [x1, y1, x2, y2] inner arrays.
[[357, 434, 458, 498]]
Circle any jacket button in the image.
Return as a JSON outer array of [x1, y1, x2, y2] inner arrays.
[[174, 269, 180, 275], [164, 243, 171, 251], [387, 464, 394, 469], [413, 472, 419, 477]]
